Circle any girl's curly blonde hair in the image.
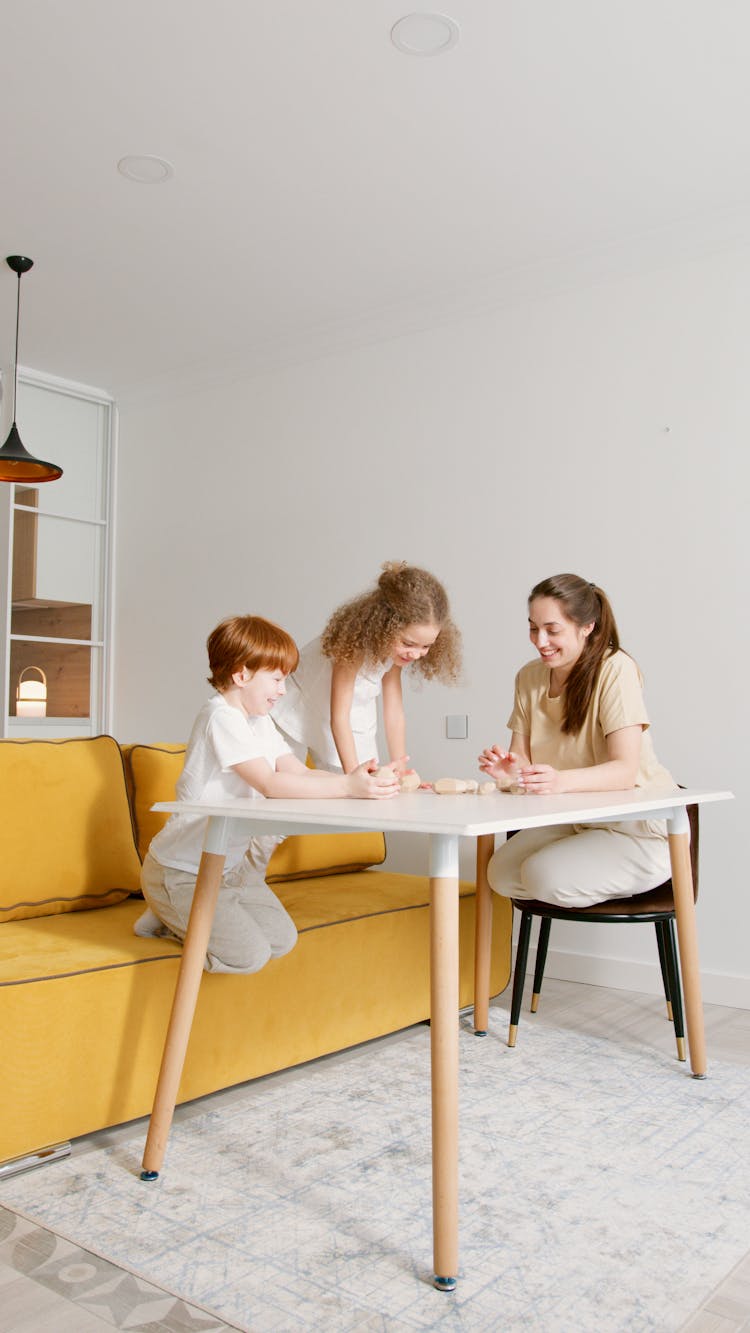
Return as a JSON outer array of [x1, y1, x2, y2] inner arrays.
[[320, 562, 462, 682]]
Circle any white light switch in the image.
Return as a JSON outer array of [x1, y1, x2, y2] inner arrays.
[[445, 714, 468, 740]]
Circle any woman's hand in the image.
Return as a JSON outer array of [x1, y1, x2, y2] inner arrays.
[[517, 763, 564, 795], [478, 745, 520, 781], [346, 760, 400, 800]]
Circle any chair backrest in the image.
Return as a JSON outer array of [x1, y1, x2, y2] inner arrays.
[[686, 802, 699, 902]]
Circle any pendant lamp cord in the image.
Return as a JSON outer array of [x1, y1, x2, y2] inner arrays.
[[11, 269, 20, 423]]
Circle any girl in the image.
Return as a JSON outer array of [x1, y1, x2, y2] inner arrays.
[[136, 614, 399, 973], [478, 573, 676, 909], [273, 562, 462, 774]]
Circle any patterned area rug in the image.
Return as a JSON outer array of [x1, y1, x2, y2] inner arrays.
[[2, 1016, 750, 1332]]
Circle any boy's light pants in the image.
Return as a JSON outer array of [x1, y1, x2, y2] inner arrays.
[[140, 850, 298, 974]]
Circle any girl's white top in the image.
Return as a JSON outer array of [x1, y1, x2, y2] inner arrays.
[[272, 636, 392, 768]]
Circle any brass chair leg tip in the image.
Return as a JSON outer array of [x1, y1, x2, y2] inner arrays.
[[530, 994, 540, 1014], [676, 1037, 686, 1061], [507, 1025, 518, 1048], [666, 1001, 674, 1022]]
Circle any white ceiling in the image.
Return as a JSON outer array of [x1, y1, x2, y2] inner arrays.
[[3, 0, 750, 403]]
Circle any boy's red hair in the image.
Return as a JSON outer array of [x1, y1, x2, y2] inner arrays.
[[207, 615, 299, 692]]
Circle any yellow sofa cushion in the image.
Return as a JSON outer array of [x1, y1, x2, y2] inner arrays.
[[0, 870, 478, 987], [266, 831, 386, 882], [1, 884, 512, 1163], [126, 742, 386, 879], [0, 736, 142, 922], [125, 743, 187, 860]]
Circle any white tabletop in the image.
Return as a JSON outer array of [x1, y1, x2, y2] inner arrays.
[[153, 786, 733, 839]]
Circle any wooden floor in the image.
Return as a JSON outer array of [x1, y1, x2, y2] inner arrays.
[[2, 977, 749, 1332]]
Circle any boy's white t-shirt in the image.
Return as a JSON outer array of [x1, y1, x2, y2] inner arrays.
[[149, 694, 291, 875]]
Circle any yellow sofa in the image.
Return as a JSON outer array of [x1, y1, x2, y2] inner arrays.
[[0, 735, 511, 1168]]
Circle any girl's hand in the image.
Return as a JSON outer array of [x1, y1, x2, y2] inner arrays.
[[518, 764, 564, 795], [347, 761, 400, 800], [478, 746, 520, 780], [389, 755, 411, 777]]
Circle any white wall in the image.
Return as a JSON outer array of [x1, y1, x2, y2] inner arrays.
[[114, 241, 748, 1007]]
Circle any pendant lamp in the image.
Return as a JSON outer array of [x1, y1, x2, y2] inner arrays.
[[0, 256, 63, 483]]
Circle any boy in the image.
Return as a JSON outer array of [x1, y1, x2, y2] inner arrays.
[[136, 614, 399, 973]]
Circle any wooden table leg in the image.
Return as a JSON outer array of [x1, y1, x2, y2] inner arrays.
[[141, 820, 230, 1179], [667, 807, 706, 1078], [429, 833, 459, 1291], [473, 833, 495, 1036]]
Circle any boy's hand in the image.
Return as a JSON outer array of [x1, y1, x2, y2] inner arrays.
[[348, 761, 400, 799]]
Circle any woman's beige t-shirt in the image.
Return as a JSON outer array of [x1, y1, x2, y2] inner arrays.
[[508, 650, 675, 792]]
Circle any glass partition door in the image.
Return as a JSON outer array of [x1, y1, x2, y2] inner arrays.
[[1, 371, 116, 737]]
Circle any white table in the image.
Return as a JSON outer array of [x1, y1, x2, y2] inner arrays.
[[140, 786, 732, 1290]]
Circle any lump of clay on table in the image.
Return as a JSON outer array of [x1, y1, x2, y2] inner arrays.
[[433, 778, 469, 795], [375, 766, 422, 792]]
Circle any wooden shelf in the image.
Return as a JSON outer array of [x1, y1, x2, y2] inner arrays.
[[11, 598, 89, 612], [9, 603, 93, 719]]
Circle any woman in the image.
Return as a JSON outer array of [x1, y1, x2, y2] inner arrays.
[[479, 574, 677, 909]]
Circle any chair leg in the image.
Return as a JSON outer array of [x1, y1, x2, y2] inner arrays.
[[655, 920, 674, 1021], [472, 834, 495, 1036], [530, 917, 551, 1013], [663, 917, 686, 1061], [508, 911, 533, 1048]]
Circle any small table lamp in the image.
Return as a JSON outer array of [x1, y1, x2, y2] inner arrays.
[[16, 665, 47, 718]]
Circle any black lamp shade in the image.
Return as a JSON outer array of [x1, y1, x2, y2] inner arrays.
[[0, 421, 63, 483]]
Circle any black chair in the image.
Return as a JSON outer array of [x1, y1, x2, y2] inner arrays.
[[506, 803, 699, 1061]]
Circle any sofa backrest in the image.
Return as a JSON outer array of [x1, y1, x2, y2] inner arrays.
[[122, 743, 186, 860], [124, 742, 386, 880], [0, 736, 142, 922]]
